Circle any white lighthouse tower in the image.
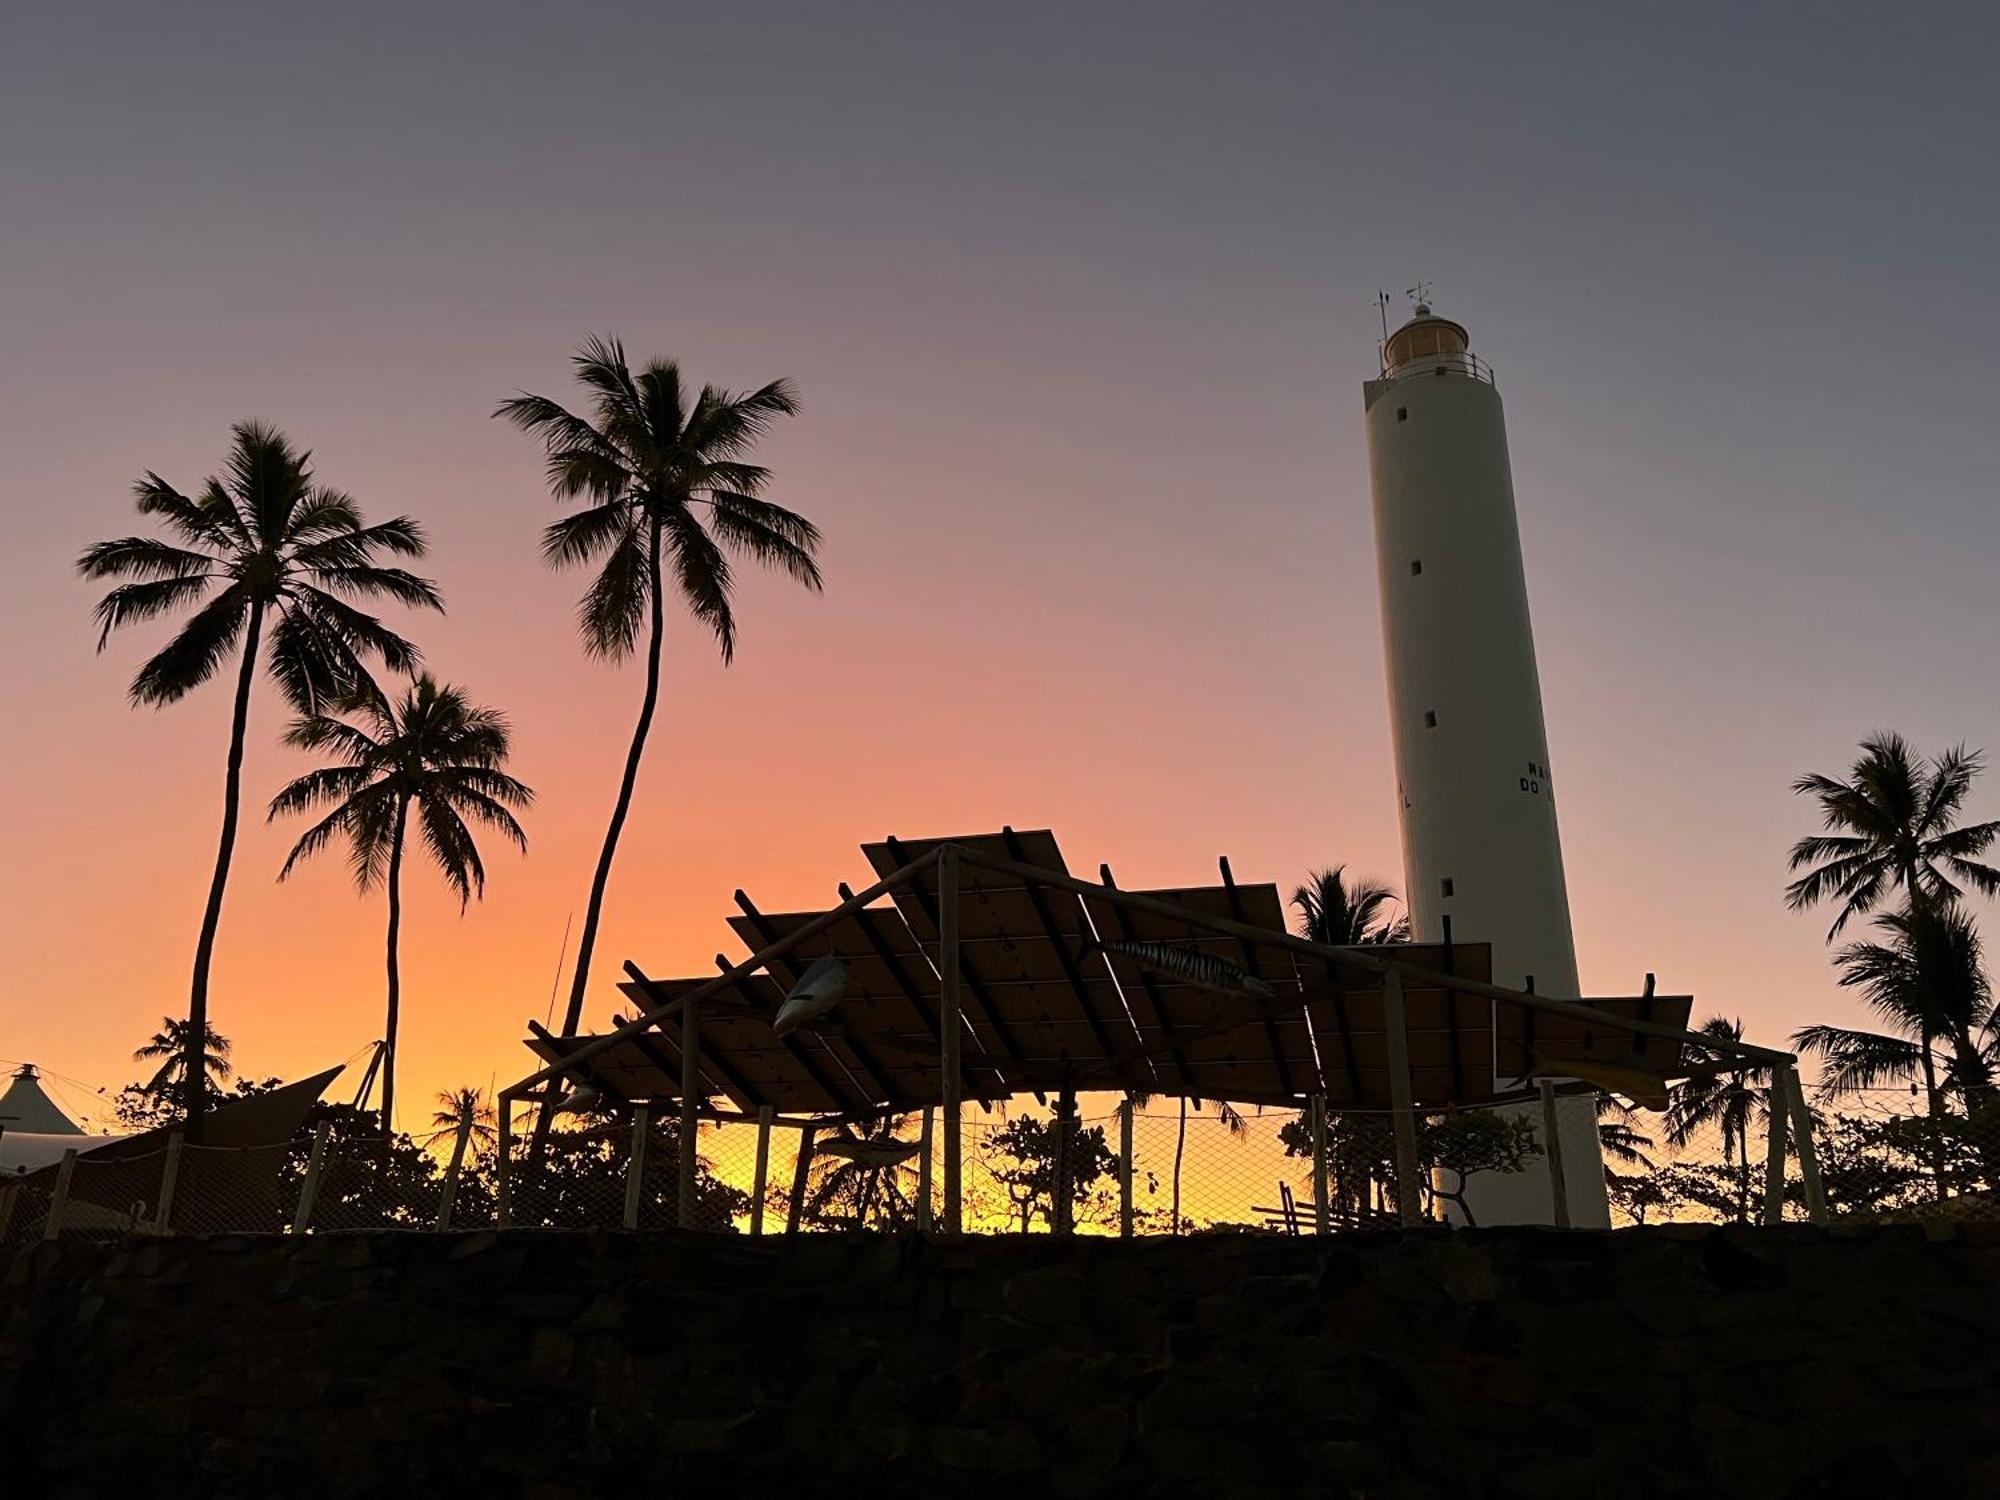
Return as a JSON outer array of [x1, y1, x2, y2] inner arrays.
[[1363, 298, 1610, 1226]]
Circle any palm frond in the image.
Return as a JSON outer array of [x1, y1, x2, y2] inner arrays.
[[90, 574, 218, 648], [77, 536, 220, 582], [542, 501, 637, 569], [128, 586, 251, 705], [663, 506, 736, 660], [706, 492, 824, 590], [576, 519, 652, 659]]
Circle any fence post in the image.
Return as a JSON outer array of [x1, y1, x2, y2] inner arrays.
[[43, 1148, 78, 1241], [1537, 1079, 1572, 1229], [0, 1183, 18, 1241], [1382, 970, 1424, 1227], [153, 1131, 185, 1235], [939, 844, 964, 1234], [1311, 1095, 1331, 1236], [436, 1115, 475, 1231], [916, 1106, 934, 1233], [496, 1099, 514, 1227], [1761, 1069, 1791, 1226], [752, 1105, 775, 1236], [785, 1125, 818, 1237], [625, 1105, 651, 1231], [1118, 1097, 1134, 1239], [678, 999, 701, 1229], [290, 1123, 331, 1235], [1782, 1065, 1829, 1226], [1052, 1088, 1075, 1236]]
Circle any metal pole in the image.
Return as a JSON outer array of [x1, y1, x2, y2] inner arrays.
[[1537, 1078, 1572, 1229], [1783, 1065, 1829, 1226], [678, 997, 701, 1229], [751, 1105, 774, 1236], [436, 1115, 474, 1230], [290, 1123, 331, 1235], [154, 1131, 184, 1235], [1118, 1097, 1134, 1239], [785, 1125, 818, 1236], [916, 1106, 935, 1233], [1310, 1095, 1330, 1236], [625, 1104, 651, 1231], [1053, 1088, 1075, 1236], [495, 1096, 514, 1227], [939, 844, 964, 1234], [1382, 970, 1424, 1227], [43, 1148, 78, 1241], [1762, 1068, 1791, 1226]]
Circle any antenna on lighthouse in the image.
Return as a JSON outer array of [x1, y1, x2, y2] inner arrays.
[[1406, 279, 1434, 316]]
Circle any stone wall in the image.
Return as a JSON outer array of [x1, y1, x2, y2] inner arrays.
[[4, 1225, 1997, 1497]]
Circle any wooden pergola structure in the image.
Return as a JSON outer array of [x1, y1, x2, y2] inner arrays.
[[499, 829, 1824, 1232]]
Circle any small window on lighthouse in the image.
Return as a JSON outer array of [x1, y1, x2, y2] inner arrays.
[[1397, 407, 1408, 422], [1410, 559, 1422, 576], [1423, 710, 1437, 728], [1441, 878, 1455, 898]]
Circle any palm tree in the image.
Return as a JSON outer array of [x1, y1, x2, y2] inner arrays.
[[1292, 866, 1411, 946], [79, 423, 441, 1133], [1664, 1016, 1775, 1223], [495, 338, 823, 1109], [1170, 1095, 1245, 1233], [270, 674, 531, 1135], [134, 1016, 232, 1102], [431, 1087, 499, 1151], [1786, 733, 2000, 938]]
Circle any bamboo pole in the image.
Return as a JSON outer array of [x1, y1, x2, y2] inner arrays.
[[751, 1105, 774, 1236], [1762, 1072, 1790, 1226], [495, 1097, 514, 1227], [1537, 1078, 1572, 1229], [437, 1114, 474, 1230], [153, 1131, 184, 1235], [677, 998, 701, 1229], [1382, 971, 1424, 1227], [785, 1125, 818, 1237], [1781, 1064, 1829, 1225], [290, 1123, 330, 1235], [43, 1148, 78, 1241], [1118, 1098, 1134, 1239], [916, 1107, 935, 1233], [939, 844, 964, 1234], [1310, 1095, 1330, 1236], [624, 1104, 651, 1230]]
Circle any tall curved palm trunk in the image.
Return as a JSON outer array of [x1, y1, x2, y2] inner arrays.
[[381, 796, 410, 1137], [185, 601, 265, 1128], [561, 518, 664, 1043]]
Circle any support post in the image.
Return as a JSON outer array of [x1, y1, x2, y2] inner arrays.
[[1782, 1064, 1829, 1226], [1537, 1078, 1572, 1229], [436, 1115, 474, 1231], [678, 997, 701, 1229], [622, 1104, 651, 1230], [1118, 1097, 1134, 1239], [495, 1096, 514, 1227], [153, 1131, 184, 1235], [938, 844, 964, 1234], [43, 1148, 78, 1241], [785, 1125, 818, 1237], [1053, 1088, 1076, 1236], [290, 1123, 330, 1235], [1310, 1095, 1330, 1236], [916, 1106, 935, 1233], [1762, 1070, 1791, 1226], [751, 1105, 774, 1236], [0, 1183, 17, 1241], [1382, 970, 1424, 1227]]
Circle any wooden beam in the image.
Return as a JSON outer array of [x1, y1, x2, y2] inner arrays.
[[677, 999, 700, 1229], [733, 891, 900, 1103], [1761, 1073, 1789, 1226], [939, 844, 964, 1234], [1537, 1078, 1571, 1229], [1383, 971, 1424, 1227], [1311, 1095, 1330, 1236], [1118, 1097, 1134, 1239], [1219, 855, 1300, 1098], [751, 1105, 774, 1236], [625, 1105, 650, 1231], [785, 1125, 818, 1236]]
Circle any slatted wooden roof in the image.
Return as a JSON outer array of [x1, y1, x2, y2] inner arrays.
[[526, 828, 1697, 1117]]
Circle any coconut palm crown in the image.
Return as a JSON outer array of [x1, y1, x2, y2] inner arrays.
[[270, 674, 531, 1133], [79, 422, 441, 1131], [1292, 865, 1412, 946], [1786, 732, 2000, 938], [495, 336, 823, 1059]]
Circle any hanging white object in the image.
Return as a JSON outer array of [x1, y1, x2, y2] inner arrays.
[[773, 955, 851, 1037], [816, 1136, 922, 1168], [1097, 940, 1276, 1001], [558, 1083, 602, 1115]]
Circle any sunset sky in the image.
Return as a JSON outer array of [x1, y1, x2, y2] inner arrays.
[[4, 4, 1997, 1133]]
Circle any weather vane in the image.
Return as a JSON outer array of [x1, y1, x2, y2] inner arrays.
[[1406, 280, 1433, 314]]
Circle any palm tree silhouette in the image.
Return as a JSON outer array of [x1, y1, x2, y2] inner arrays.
[[1664, 1015, 1774, 1222], [495, 339, 822, 1137], [1292, 866, 1411, 946], [431, 1087, 499, 1151], [269, 674, 531, 1135], [1786, 733, 2000, 938], [134, 1016, 232, 1102], [79, 424, 441, 1133]]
